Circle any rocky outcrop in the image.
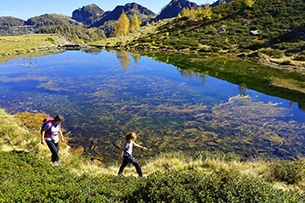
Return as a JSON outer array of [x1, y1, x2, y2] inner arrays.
[[90, 3, 156, 27], [211, 0, 233, 7], [72, 4, 104, 26]]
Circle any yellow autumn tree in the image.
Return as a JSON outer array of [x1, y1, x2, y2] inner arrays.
[[180, 8, 191, 18], [180, 8, 196, 20], [195, 5, 212, 20], [130, 14, 141, 33], [244, 0, 255, 7], [115, 11, 129, 36]]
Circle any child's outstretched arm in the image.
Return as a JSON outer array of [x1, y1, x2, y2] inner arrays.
[[134, 142, 148, 151]]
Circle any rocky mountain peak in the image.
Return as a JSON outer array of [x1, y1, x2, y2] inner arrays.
[[90, 2, 156, 28], [155, 0, 199, 21], [72, 4, 104, 25]]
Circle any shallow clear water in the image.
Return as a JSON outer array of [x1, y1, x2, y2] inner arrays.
[[0, 50, 304, 162]]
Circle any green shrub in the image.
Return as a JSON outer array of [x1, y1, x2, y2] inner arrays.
[[0, 151, 112, 202], [122, 170, 304, 202], [198, 47, 212, 52], [260, 49, 284, 58], [47, 37, 55, 44], [138, 37, 152, 43], [269, 160, 305, 184], [294, 54, 305, 61], [1, 151, 305, 202]]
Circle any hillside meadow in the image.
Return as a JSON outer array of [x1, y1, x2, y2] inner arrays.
[[0, 34, 68, 64], [0, 108, 305, 202]]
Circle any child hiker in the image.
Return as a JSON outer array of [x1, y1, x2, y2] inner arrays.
[[118, 132, 147, 177]]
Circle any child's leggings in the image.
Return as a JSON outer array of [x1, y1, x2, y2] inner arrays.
[[118, 155, 142, 177]]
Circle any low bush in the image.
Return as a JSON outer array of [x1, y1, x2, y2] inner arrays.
[[260, 49, 284, 58], [269, 160, 305, 184], [294, 56, 305, 61], [2, 150, 305, 202], [122, 170, 304, 202]]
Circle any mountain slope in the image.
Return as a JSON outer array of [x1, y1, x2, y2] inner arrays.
[[22, 14, 106, 43], [0, 17, 25, 35], [131, 0, 305, 68], [0, 16, 24, 26], [25, 14, 81, 27], [91, 3, 156, 28], [210, 0, 233, 7], [72, 4, 104, 26], [155, 0, 199, 21]]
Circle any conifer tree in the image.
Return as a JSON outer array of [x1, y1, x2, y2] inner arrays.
[[180, 8, 196, 20], [115, 10, 129, 36], [195, 5, 212, 20], [180, 8, 191, 18], [130, 14, 141, 33]]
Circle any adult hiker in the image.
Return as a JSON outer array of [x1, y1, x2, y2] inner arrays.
[[40, 115, 64, 164], [118, 132, 147, 178]]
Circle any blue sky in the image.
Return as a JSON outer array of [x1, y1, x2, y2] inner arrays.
[[0, 0, 215, 20]]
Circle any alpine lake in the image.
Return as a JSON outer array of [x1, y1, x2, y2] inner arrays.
[[0, 50, 305, 164]]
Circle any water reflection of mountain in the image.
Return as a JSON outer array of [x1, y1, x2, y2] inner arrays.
[[83, 50, 103, 55], [16, 57, 38, 67]]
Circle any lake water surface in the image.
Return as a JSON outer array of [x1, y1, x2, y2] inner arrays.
[[0, 50, 304, 163]]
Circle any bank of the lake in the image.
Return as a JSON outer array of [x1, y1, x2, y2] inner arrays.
[[0, 34, 71, 64], [1, 109, 305, 202], [1, 34, 305, 74]]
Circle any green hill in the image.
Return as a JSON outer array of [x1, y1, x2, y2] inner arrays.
[[120, 0, 305, 68], [1, 109, 305, 202], [27, 14, 106, 43], [0, 16, 25, 35]]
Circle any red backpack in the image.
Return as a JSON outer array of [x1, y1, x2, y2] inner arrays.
[[40, 116, 54, 135]]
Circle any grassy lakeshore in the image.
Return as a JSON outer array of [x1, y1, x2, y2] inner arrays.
[[0, 34, 68, 63], [0, 109, 305, 202]]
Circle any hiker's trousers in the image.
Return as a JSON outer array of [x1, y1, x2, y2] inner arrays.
[[46, 139, 60, 163]]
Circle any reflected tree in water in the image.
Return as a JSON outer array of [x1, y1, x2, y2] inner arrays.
[[116, 50, 130, 70], [132, 53, 141, 65], [179, 68, 207, 85], [239, 85, 247, 96]]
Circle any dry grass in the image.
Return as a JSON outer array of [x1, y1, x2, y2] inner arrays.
[[0, 109, 40, 152], [0, 34, 67, 63]]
